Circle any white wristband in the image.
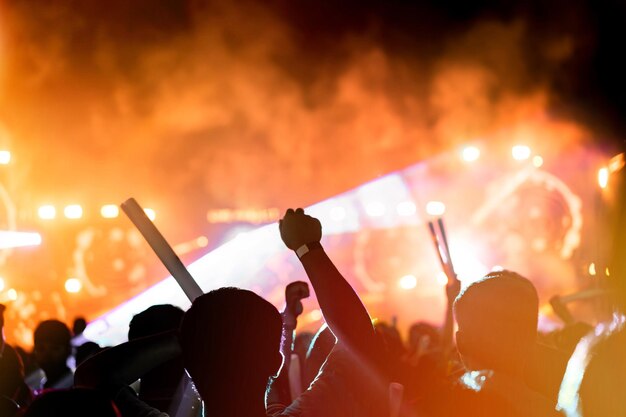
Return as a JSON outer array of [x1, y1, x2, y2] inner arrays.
[[295, 242, 322, 259]]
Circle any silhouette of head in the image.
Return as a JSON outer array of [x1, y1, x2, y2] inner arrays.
[[129, 304, 184, 341], [129, 304, 185, 411], [33, 320, 71, 374], [72, 317, 87, 337], [454, 271, 538, 375], [179, 287, 282, 403]]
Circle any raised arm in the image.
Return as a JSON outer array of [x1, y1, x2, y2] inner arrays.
[[279, 208, 377, 358]]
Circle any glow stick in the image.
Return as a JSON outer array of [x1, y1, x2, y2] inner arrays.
[[121, 198, 203, 302]]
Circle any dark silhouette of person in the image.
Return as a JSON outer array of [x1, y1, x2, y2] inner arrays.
[[31, 320, 73, 391], [22, 388, 119, 417]]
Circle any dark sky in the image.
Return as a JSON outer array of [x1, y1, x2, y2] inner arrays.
[[0, 0, 624, 241]]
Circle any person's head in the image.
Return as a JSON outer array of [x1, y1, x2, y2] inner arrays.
[[22, 388, 119, 417], [128, 304, 184, 341], [129, 304, 185, 410], [179, 287, 283, 404], [71, 317, 87, 337], [33, 320, 71, 374], [454, 271, 538, 375]]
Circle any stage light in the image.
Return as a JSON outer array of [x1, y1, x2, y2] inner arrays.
[[532, 156, 544, 168], [399, 274, 417, 290], [598, 167, 609, 189], [588, 263, 596, 276], [330, 206, 347, 221], [101, 204, 119, 218], [0, 277, 4, 291], [308, 309, 323, 321], [365, 202, 386, 217], [462, 146, 480, 162], [511, 145, 531, 161], [609, 153, 624, 173], [38, 205, 56, 220], [426, 201, 446, 216], [396, 201, 417, 216], [65, 278, 82, 293], [64, 205, 83, 219], [7, 288, 17, 300], [196, 236, 209, 247], [0, 231, 42, 249], [436, 271, 448, 287], [0, 151, 11, 165], [605, 267, 610, 277], [144, 208, 156, 221]]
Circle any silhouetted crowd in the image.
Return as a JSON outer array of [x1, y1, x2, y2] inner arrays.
[[1, 207, 624, 417]]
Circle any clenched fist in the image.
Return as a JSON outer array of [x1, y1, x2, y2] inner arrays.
[[279, 208, 322, 250]]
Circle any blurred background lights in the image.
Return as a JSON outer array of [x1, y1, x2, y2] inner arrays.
[[396, 201, 417, 216], [426, 201, 446, 216], [7, 289, 17, 301], [511, 145, 531, 161], [436, 271, 448, 287], [100, 204, 119, 218], [588, 262, 596, 276], [38, 205, 56, 220], [532, 156, 544, 168], [0, 277, 5, 291], [462, 146, 481, 162], [399, 274, 417, 290], [64, 204, 83, 219], [65, 278, 82, 293], [330, 206, 347, 221], [598, 167, 609, 189], [0, 150, 11, 165], [144, 208, 156, 221], [365, 201, 386, 217], [196, 236, 209, 247]]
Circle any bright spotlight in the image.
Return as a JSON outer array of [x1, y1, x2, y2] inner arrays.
[[436, 271, 448, 287], [598, 167, 609, 189], [512, 145, 531, 161], [532, 156, 544, 168], [196, 236, 209, 247], [65, 278, 82, 293], [144, 208, 156, 221], [101, 204, 119, 218], [588, 263, 596, 276], [426, 201, 446, 216], [365, 202, 386, 217], [396, 201, 417, 216], [0, 277, 5, 291], [64, 205, 83, 219], [462, 146, 480, 162], [0, 151, 11, 165], [399, 274, 417, 290], [38, 205, 56, 220], [7, 288, 17, 301], [330, 206, 347, 221], [0, 231, 42, 249]]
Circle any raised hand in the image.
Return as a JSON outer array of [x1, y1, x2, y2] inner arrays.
[[279, 208, 322, 250], [284, 281, 310, 322]]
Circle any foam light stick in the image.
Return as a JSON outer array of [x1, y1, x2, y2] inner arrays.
[[121, 198, 203, 302], [427, 217, 459, 284]]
